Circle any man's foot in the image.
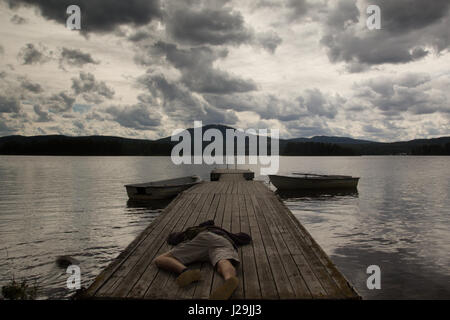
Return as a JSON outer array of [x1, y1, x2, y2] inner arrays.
[[209, 276, 239, 300], [176, 269, 201, 288]]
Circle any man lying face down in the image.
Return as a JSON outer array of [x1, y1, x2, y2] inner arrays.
[[153, 220, 252, 300]]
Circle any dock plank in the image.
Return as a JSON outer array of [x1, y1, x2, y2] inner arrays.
[[261, 194, 328, 298], [231, 194, 244, 299], [257, 195, 312, 298], [244, 193, 278, 299], [239, 193, 261, 299], [249, 193, 296, 299], [253, 182, 343, 298]]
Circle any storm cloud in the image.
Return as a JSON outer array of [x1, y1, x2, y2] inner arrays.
[[138, 73, 238, 125], [300, 89, 340, 119], [0, 95, 21, 113], [5, 0, 162, 33], [43, 91, 75, 113], [164, 0, 253, 46], [10, 14, 27, 24], [372, 0, 450, 34], [354, 73, 450, 116], [18, 43, 50, 65], [256, 31, 283, 54], [204, 87, 343, 122], [0, 118, 21, 135], [21, 79, 43, 93], [287, 0, 310, 21], [320, 0, 450, 71], [33, 105, 53, 122], [71, 72, 115, 103], [59, 48, 98, 68], [106, 104, 161, 130], [204, 92, 307, 121], [152, 41, 257, 94], [162, 0, 281, 53]]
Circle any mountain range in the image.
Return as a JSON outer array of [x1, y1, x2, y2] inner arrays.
[[0, 124, 449, 156]]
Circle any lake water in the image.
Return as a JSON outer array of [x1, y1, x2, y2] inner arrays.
[[0, 156, 449, 299]]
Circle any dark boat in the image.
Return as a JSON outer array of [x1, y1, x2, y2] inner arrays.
[[268, 173, 359, 190], [125, 175, 202, 200]]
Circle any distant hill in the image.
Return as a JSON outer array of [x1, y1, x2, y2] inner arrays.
[[287, 136, 374, 144], [339, 137, 450, 155], [0, 125, 449, 156], [0, 135, 172, 156], [156, 124, 236, 144]]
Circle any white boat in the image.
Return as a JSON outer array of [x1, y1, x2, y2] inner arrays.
[[125, 175, 202, 200], [268, 173, 359, 190]]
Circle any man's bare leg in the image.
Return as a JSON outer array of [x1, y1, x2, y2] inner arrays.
[[153, 252, 201, 287], [154, 252, 187, 274], [216, 259, 236, 280], [210, 259, 239, 300]]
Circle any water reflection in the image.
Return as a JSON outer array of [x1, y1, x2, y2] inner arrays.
[[276, 188, 359, 200], [331, 246, 450, 299]]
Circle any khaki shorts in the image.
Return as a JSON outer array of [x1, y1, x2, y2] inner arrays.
[[170, 231, 240, 268]]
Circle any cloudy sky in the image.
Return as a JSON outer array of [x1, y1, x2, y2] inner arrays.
[[0, 0, 449, 141]]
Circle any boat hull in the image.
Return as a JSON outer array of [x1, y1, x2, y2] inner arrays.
[[125, 176, 202, 200], [269, 175, 359, 190], [126, 185, 195, 200]]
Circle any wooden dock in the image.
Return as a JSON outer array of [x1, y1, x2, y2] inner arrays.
[[84, 170, 360, 299], [210, 168, 254, 181]]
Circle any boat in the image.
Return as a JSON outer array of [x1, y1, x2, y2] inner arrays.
[[125, 175, 202, 200], [268, 173, 359, 190]]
